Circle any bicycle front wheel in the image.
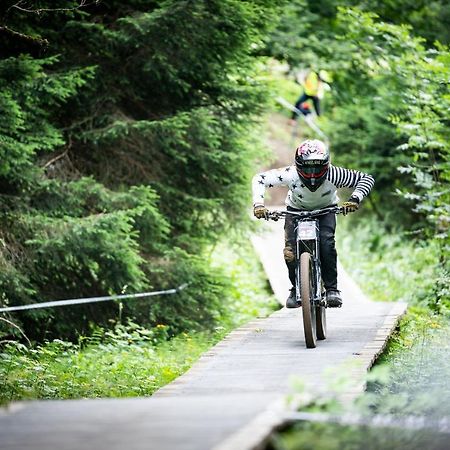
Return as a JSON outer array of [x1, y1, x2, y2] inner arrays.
[[300, 252, 317, 348]]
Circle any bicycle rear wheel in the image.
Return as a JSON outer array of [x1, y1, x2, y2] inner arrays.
[[300, 252, 316, 348]]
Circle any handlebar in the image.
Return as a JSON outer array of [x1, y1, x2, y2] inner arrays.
[[265, 206, 343, 221]]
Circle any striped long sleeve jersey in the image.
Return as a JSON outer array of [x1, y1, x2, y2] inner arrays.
[[252, 165, 374, 211]]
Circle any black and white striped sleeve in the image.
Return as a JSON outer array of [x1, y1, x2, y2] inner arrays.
[[328, 166, 375, 202]]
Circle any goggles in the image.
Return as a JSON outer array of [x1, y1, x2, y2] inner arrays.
[[296, 163, 328, 179], [300, 165, 327, 174], [299, 167, 328, 178]]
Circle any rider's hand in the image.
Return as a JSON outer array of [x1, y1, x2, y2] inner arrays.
[[253, 204, 269, 219], [341, 197, 360, 215]]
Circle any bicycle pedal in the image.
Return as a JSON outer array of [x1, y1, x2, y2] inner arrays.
[[327, 302, 342, 308]]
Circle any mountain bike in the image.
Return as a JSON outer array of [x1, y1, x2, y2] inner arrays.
[[267, 206, 343, 349]]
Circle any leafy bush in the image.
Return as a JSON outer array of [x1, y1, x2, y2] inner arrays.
[[0, 322, 220, 403], [336, 216, 443, 307]]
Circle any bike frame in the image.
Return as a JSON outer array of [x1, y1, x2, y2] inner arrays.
[[266, 206, 343, 347], [295, 218, 322, 305], [267, 206, 342, 306]]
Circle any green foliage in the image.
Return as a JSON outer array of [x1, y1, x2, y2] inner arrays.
[[143, 248, 229, 334], [0, 322, 220, 402], [337, 8, 450, 238], [264, 2, 450, 242], [356, 0, 450, 45], [268, 422, 447, 450], [363, 308, 450, 418], [143, 238, 279, 336], [264, 0, 449, 71], [210, 239, 279, 325], [1, 179, 170, 340], [336, 216, 445, 307], [0, 55, 93, 188], [0, 0, 283, 340], [325, 99, 409, 219], [0, 241, 277, 403], [333, 10, 450, 307]]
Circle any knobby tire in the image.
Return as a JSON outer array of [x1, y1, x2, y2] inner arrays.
[[300, 252, 316, 348]]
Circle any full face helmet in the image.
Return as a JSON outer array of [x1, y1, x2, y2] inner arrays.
[[295, 139, 330, 191]]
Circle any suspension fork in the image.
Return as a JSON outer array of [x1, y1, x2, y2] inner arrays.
[[295, 218, 322, 303]]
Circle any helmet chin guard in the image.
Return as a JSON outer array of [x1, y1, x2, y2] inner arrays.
[[295, 140, 330, 191]]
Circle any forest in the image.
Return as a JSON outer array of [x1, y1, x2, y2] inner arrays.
[[0, 0, 449, 417]]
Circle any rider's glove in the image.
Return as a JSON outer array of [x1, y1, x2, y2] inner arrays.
[[253, 204, 269, 219], [341, 196, 360, 215]]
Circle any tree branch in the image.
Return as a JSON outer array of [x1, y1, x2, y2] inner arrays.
[[8, 0, 100, 15], [43, 149, 69, 169], [0, 25, 49, 46], [0, 316, 31, 346]]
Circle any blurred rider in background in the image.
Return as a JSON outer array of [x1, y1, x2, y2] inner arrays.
[[290, 69, 331, 123]]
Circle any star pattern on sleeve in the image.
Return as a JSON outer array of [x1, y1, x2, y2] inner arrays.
[[278, 175, 283, 182], [268, 183, 274, 188], [285, 167, 291, 172], [258, 180, 264, 185], [292, 183, 297, 189]]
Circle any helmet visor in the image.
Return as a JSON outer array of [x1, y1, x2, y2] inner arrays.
[[300, 166, 327, 175], [296, 159, 328, 178], [298, 167, 328, 179]]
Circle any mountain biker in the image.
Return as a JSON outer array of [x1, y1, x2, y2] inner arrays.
[[290, 70, 331, 122], [252, 139, 374, 308]]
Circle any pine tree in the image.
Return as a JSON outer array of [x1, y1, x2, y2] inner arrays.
[[0, 0, 282, 340]]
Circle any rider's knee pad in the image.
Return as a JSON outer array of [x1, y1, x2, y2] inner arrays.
[[283, 246, 295, 262]]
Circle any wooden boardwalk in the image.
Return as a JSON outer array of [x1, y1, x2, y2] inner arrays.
[[0, 220, 406, 450]]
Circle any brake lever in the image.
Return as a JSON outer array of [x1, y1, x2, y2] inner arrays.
[[266, 211, 281, 221]]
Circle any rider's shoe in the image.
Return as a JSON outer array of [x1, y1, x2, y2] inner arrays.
[[326, 289, 342, 308], [286, 288, 301, 308]]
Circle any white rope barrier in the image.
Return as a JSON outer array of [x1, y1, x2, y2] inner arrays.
[[0, 283, 189, 313]]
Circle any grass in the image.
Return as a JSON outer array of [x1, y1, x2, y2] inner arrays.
[[362, 307, 450, 419], [336, 214, 440, 305], [0, 325, 222, 402], [268, 421, 448, 450]]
